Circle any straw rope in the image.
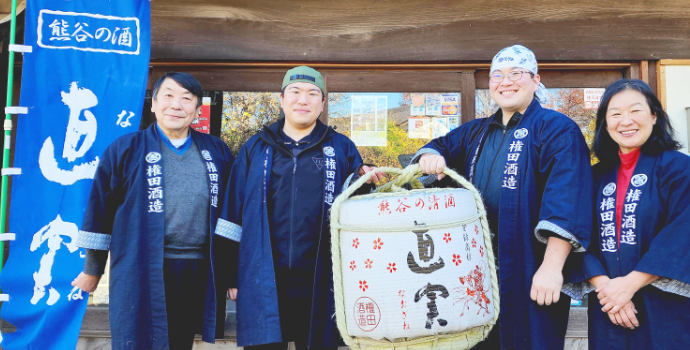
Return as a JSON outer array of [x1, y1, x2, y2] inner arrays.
[[330, 164, 501, 350]]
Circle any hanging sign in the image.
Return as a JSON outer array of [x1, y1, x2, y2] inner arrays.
[[191, 96, 211, 134], [0, 1, 150, 349]]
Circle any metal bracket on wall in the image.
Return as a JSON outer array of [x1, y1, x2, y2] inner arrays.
[[1, 168, 21, 176], [4, 106, 27, 115], [8, 44, 32, 53]]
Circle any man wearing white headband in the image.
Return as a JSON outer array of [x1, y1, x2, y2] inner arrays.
[[413, 45, 593, 349]]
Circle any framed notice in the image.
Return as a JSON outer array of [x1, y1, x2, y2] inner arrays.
[[584, 88, 605, 110], [351, 95, 388, 147], [408, 117, 431, 139], [448, 116, 460, 131], [441, 93, 460, 116], [431, 117, 450, 138], [410, 93, 425, 116], [425, 93, 442, 116]]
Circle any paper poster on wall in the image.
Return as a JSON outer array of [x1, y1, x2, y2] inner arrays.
[[351, 95, 388, 147], [191, 96, 211, 134], [425, 93, 441, 116], [410, 93, 425, 116], [584, 88, 605, 110], [448, 116, 460, 131], [441, 93, 460, 116], [431, 117, 450, 138], [408, 117, 431, 139]]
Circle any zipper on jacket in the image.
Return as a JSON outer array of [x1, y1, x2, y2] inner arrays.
[[280, 128, 329, 271], [289, 157, 297, 268]]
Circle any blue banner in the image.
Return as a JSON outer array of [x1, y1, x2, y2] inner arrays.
[[0, 1, 150, 349]]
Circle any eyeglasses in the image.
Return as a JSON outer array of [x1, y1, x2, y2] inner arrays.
[[489, 71, 532, 83]]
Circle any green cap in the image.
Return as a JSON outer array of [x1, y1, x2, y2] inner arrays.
[[281, 66, 325, 95]]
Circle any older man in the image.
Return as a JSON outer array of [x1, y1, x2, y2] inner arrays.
[[414, 45, 593, 350], [72, 72, 235, 350], [217, 66, 381, 350]]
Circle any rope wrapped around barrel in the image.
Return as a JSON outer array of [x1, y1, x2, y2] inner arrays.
[[330, 164, 501, 350]]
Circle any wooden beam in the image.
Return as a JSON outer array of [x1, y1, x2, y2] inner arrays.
[[475, 69, 624, 89], [659, 59, 690, 65], [322, 71, 469, 93], [148, 61, 631, 70], [148, 68, 286, 92], [150, 1, 690, 62]]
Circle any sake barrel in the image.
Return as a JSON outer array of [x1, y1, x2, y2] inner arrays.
[[331, 166, 499, 349]]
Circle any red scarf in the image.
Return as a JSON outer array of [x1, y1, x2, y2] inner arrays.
[[616, 148, 641, 244]]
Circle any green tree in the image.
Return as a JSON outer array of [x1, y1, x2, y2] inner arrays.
[[221, 92, 282, 155]]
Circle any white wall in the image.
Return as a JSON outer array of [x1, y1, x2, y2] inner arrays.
[[665, 65, 690, 154]]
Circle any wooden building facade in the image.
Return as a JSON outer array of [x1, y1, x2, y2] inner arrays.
[[2, 1, 690, 349]]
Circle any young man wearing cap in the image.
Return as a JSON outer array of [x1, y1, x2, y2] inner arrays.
[[72, 72, 235, 350], [413, 45, 593, 350], [216, 66, 382, 350]]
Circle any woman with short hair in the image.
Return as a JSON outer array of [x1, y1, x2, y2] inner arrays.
[[564, 79, 690, 349]]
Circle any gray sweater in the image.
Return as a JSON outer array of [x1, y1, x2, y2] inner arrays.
[[83, 140, 211, 275], [160, 141, 210, 259]]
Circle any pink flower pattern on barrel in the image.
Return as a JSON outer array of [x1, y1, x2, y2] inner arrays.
[[373, 238, 384, 250]]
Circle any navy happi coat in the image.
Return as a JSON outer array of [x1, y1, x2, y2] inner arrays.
[[77, 124, 235, 350], [216, 120, 364, 347], [565, 150, 690, 349], [413, 99, 593, 350]]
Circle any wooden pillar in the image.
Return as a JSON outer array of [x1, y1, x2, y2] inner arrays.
[[460, 71, 476, 124], [640, 61, 649, 83], [648, 60, 658, 96], [657, 61, 667, 109], [320, 73, 328, 125], [625, 63, 640, 80], [210, 91, 223, 137]]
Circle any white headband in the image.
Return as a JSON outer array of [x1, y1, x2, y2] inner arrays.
[[491, 45, 548, 102]]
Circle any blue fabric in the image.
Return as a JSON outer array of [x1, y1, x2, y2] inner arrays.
[[218, 120, 364, 347], [157, 123, 193, 155], [163, 258, 209, 350], [416, 98, 593, 350], [78, 124, 234, 350], [569, 150, 690, 349], [0, 2, 150, 350], [473, 110, 523, 236], [269, 120, 326, 275]]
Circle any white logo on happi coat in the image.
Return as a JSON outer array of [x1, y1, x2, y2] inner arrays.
[[38, 82, 100, 185], [631, 174, 648, 187], [323, 146, 335, 157], [201, 150, 212, 161], [513, 128, 529, 139], [603, 183, 616, 196], [146, 152, 161, 163]]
